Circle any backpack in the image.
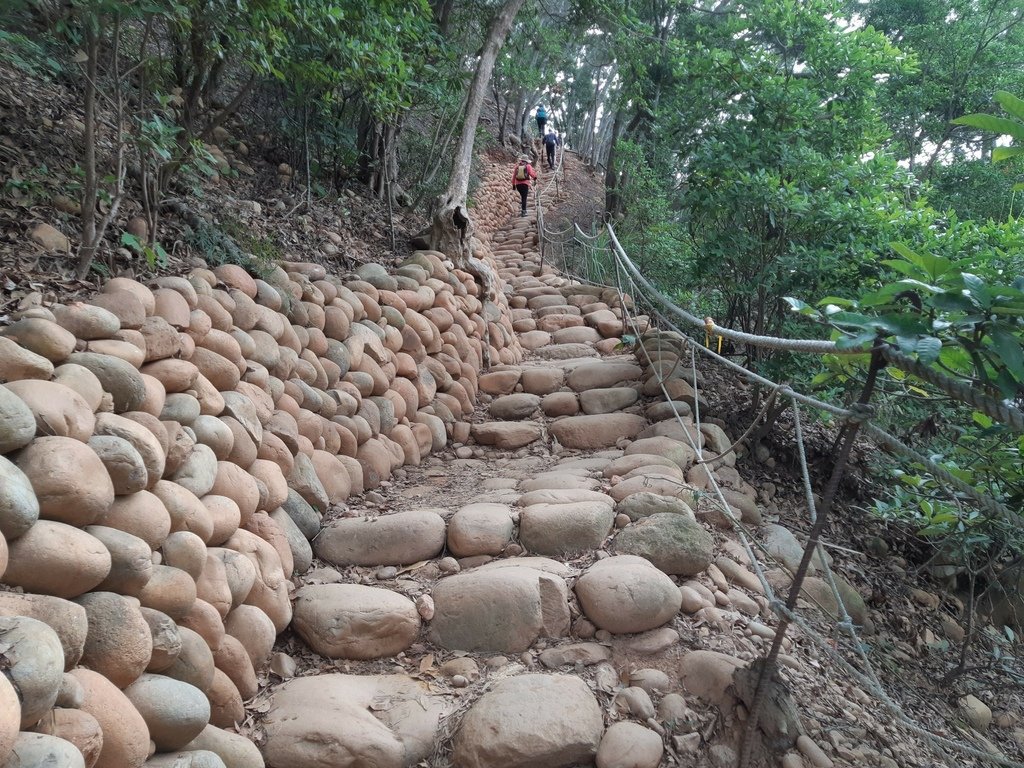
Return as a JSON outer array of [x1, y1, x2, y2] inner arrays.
[[515, 162, 530, 181], [543, 133, 556, 147], [537, 107, 547, 120]]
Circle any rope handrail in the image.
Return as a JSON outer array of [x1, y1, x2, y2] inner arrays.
[[600, 223, 1024, 431], [600, 223, 1016, 526]]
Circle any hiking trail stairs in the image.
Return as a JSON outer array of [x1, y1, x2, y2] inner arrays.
[[0, 150, 948, 768]]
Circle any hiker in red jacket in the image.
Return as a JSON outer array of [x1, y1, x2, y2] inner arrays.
[[511, 155, 537, 217]]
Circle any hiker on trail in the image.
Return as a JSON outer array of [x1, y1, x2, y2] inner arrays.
[[543, 129, 558, 169], [511, 155, 537, 217], [535, 105, 547, 136]]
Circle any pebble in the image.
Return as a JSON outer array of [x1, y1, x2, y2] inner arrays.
[[617, 627, 679, 655], [678, 586, 706, 614], [674, 733, 701, 753], [959, 694, 992, 730], [270, 652, 296, 679], [456, 447, 474, 459], [728, 588, 760, 617], [440, 658, 479, 680], [305, 567, 343, 583], [438, 557, 460, 574], [416, 594, 435, 620], [707, 563, 728, 592], [593, 662, 621, 693], [451, 675, 469, 688], [573, 618, 596, 639], [375, 566, 398, 579], [613, 686, 655, 719], [747, 621, 775, 639], [910, 588, 940, 609], [486, 656, 508, 669], [629, 668, 671, 695]]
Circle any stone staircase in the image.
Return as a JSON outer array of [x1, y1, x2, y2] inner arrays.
[[0, 150, 887, 768]]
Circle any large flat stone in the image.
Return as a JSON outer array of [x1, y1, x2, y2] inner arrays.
[[453, 674, 602, 768], [549, 414, 646, 449], [263, 674, 449, 768], [293, 584, 419, 660], [429, 566, 569, 653], [575, 555, 682, 634], [314, 510, 445, 566], [471, 421, 543, 449], [566, 362, 643, 392], [519, 501, 614, 556], [611, 513, 713, 576]]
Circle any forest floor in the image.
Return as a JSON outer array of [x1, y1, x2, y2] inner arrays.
[[0, 61, 430, 318]]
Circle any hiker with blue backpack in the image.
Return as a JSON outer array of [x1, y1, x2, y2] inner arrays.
[[511, 155, 537, 217], [535, 105, 547, 136]]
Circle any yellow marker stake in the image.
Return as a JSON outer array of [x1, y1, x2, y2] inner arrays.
[[703, 317, 715, 350], [717, 335, 723, 354]]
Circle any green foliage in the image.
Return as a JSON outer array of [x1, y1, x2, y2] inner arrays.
[[0, 29, 62, 76], [1, 164, 53, 207], [120, 232, 169, 269], [786, 92, 1024, 564], [953, 90, 1024, 189], [612, 140, 689, 281], [789, 241, 1024, 399], [200, 216, 282, 278], [926, 160, 1024, 222], [859, 0, 1024, 171]]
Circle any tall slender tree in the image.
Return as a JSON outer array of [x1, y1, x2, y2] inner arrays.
[[428, 0, 526, 295]]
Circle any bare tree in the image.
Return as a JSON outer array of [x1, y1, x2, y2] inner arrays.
[[428, 0, 526, 297]]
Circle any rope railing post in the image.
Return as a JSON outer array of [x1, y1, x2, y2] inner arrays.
[[738, 346, 883, 768]]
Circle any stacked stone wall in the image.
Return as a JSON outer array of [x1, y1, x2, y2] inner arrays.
[[0, 166, 523, 766]]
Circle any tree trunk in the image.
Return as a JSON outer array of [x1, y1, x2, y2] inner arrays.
[[77, 22, 100, 279], [429, 0, 526, 293], [603, 105, 626, 217]]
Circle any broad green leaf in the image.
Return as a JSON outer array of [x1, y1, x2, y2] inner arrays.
[[963, 273, 994, 307], [992, 146, 1024, 163], [816, 296, 856, 308], [951, 114, 1024, 142], [874, 313, 930, 336], [915, 336, 942, 363], [890, 242, 925, 269], [995, 91, 1024, 122], [835, 331, 876, 351], [931, 292, 976, 312], [783, 297, 819, 316], [880, 259, 923, 279], [973, 412, 994, 428], [989, 326, 1024, 383]]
